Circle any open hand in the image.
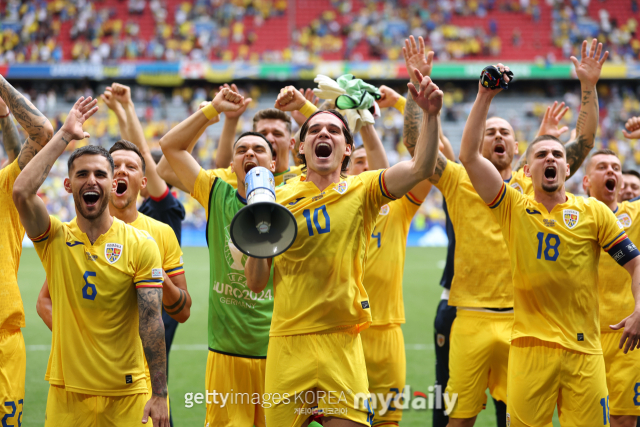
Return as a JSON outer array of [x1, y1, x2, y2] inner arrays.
[[61, 96, 99, 141], [211, 87, 245, 113], [219, 83, 252, 119], [378, 85, 401, 109], [142, 395, 169, 427], [536, 101, 570, 139], [274, 86, 306, 112], [570, 39, 608, 87], [623, 116, 640, 140], [611, 309, 640, 353], [407, 69, 443, 116], [403, 36, 434, 83]]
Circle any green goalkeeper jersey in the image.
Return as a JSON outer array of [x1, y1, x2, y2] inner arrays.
[[191, 168, 274, 357]]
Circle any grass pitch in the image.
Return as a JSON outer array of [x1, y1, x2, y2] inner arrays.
[[17, 246, 548, 426]]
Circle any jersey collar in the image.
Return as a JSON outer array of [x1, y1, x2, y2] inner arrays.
[[235, 191, 247, 205], [69, 216, 120, 246]]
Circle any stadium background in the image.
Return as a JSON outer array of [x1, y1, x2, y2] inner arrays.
[[2, 0, 640, 425]]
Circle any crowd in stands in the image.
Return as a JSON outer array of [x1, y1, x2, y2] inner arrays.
[[1, 0, 639, 64], [1, 80, 639, 234]]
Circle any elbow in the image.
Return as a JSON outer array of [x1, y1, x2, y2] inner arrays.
[[12, 184, 28, 210], [458, 151, 474, 167], [33, 120, 54, 146], [175, 307, 191, 323]]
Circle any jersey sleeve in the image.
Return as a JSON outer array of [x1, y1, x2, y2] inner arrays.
[[190, 168, 219, 215], [597, 201, 639, 265], [0, 159, 20, 190], [161, 225, 184, 277], [488, 183, 521, 239], [133, 232, 164, 288], [401, 191, 424, 218], [30, 215, 59, 262], [434, 160, 463, 199]]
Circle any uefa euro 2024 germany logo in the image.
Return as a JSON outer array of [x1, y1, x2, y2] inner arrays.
[[224, 225, 248, 287]]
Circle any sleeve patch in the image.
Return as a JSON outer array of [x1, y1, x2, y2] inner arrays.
[[151, 269, 163, 279], [606, 236, 640, 266], [488, 183, 507, 209]]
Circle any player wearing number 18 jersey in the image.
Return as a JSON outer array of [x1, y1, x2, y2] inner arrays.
[[246, 68, 443, 427]]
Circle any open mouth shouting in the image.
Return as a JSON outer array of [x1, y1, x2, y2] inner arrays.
[[244, 161, 257, 174], [494, 143, 506, 156], [82, 190, 101, 208], [315, 142, 333, 159], [115, 179, 128, 197], [604, 177, 617, 193], [544, 165, 557, 181]]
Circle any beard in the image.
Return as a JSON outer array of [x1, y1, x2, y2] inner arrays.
[[110, 194, 135, 211], [541, 181, 561, 193], [74, 191, 111, 220]]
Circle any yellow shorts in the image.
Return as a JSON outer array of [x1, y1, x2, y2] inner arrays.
[[445, 309, 512, 418], [602, 331, 640, 416], [0, 329, 25, 427], [264, 327, 373, 427], [204, 350, 266, 427], [44, 384, 148, 427], [361, 324, 406, 424], [507, 337, 609, 427]]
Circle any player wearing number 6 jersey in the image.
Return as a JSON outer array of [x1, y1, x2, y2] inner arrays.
[[245, 66, 443, 427], [583, 149, 640, 427], [459, 48, 640, 426], [12, 97, 169, 427], [160, 87, 276, 427]]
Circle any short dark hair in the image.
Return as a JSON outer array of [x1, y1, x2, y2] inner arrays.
[[109, 140, 146, 173], [623, 169, 640, 181], [298, 109, 354, 175], [253, 109, 292, 136], [233, 131, 275, 157], [68, 145, 115, 174], [525, 134, 565, 162]]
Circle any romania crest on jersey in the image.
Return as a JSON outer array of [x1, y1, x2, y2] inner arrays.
[[618, 213, 632, 228], [334, 181, 348, 194], [379, 204, 390, 215], [563, 209, 579, 229], [105, 243, 123, 264]]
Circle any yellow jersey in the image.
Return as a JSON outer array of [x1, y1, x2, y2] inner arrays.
[[0, 160, 25, 330], [130, 212, 183, 387], [435, 160, 532, 308], [597, 200, 640, 331], [489, 183, 627, 354], [364, 193, 423, 325], [209, 165, 303, 189], [32, 216, 163, 396], [270, 169, 396, 336]]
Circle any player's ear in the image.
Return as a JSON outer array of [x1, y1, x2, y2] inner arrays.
[[140, 176, 147, 189], [566, 163, 570, 177], [288, 137, 295, 150], [582, 174, 590, 194], [299, 140, 305, 155], [269, 159, 276, 172], [63, 178, 72, 194], [514, 140, 519, 154], [523, 163, 531, 178], [345, 143, 352, 156]]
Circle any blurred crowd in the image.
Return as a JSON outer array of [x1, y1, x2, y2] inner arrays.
[[1, 79, 640, 229], [1, 0, 639, 64]]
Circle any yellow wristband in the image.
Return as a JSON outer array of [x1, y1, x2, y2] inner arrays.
[[299, 100, 318, 119], [393, 96, 407, 114], [202, 103, 219, 120]]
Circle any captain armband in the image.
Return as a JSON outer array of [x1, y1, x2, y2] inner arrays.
[[608, 237, 640, 267]]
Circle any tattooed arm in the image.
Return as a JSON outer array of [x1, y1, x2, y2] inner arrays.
[[0, 76, 54, 170], [137, 287, 169, 426], [565, 39, 608, 177], [12, 97, 98, 238], [161, 271, 191, 323], [0, 96, 22, 164]]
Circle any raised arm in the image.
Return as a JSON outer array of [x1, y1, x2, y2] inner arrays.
[[402, 35, 433, 156], [290, 88, 319, 126], [161, 271, 191, 323], [110, 83, 169, 198], [383, 69, 442, 198], [622, 116, 640, 140], [159, 88, 244, 194], [359, 124, 389, 170], [215, 83, 251, 169], [246, 257, 272, 294], [137, 287, 169, 426], [0, 76, 54, 170], [0, 96, 22, 164], [100, 88, 129, 140], [13, 97, 97, 238], [156, 102, 219, 192], [458, 70, 507, 204], [565, 39, 608, 176]]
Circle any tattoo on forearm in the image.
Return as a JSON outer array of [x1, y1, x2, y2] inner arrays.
[[61, 135, 71, 146], [403, 82, 422, 151], [565, 134, 593, 176], [138, 287, 167, 397], [428, 152, 448, 185], [163, 288, 187, 315], [0, 77, 52, 145], [17, 140, 40, 171], [0, 115, 22, 162], [565, 89, 596, 176]]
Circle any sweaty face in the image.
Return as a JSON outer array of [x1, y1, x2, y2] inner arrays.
[[482, 118, 517, 172], [255, 119, 291, 172], [110, 150, 145, 211], [525, 140, 570, 194], [300, 114, 351, 176], [66, 155, 115, 221], [619, 174, 640, 202], [347, 149, 368, 176], [583, 154, 621, 205], [231, 136, 276, 184]]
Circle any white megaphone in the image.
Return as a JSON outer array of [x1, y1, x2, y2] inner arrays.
[[230, 166, 298, 258]]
